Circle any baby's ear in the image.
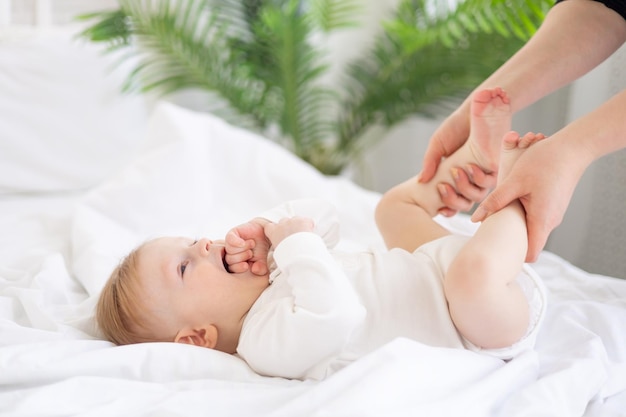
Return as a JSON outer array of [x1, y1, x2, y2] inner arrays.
[[174, 325, 218, 349]]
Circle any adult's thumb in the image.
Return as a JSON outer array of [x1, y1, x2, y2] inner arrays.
[[525, 230, 548, 262], [418, 150, 443, 183], [470, 185, 516, 222]]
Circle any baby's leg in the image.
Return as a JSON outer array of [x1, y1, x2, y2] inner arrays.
[[443, 132, 545, 350], [498, 131, 546, 182], [418, 88, 511, 216]]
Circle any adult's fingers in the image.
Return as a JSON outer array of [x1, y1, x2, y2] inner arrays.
[[524, 217, 551, 262], [523, 195, 561, 262], [464, 163, 497, 190], [437, 182, 474, 213], [450, 167, 490, 204], [418, 145, 446, 183], [419, 110, 471, 182], [437, 207, 458, 217], [470, 182, 518, 222]]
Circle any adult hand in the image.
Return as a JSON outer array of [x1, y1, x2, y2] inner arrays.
[[224, 218, 271, 275], [419, 108, 469, 184], [471, 138, 583, 262], [419, 107, 497, 216], [436, 164, 497, 216]]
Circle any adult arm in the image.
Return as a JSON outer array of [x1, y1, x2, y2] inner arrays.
[[420, 0, 626, 210], [472, 89, 626, 261]]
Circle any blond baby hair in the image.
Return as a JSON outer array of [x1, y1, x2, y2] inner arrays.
[[96, 245, 168, 345]]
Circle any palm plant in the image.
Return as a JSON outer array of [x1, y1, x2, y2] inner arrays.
[[80, 0, 552, 174]]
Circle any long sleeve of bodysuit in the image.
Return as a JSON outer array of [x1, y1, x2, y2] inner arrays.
[[236, 199, 366, 380]]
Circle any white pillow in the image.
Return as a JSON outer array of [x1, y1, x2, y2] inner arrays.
[[0, 25, 151, 194]]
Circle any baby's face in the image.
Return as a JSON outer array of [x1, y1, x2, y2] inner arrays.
[[135, 237, 270, 338]]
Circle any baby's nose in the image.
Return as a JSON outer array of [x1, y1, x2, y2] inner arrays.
[[195, 238, 212, 255]]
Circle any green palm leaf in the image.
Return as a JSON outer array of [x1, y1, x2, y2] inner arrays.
[[78, 0, 550, 175], [77, 9, 131, 48], [254, 0, 335, 158], [335, 0, 552, 160], [309, 0, 361, 31]]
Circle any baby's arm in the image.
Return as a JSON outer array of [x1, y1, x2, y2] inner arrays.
[[264, 216, 314, 246], [375, 175, 450, 253], [237, 217, 365, 380], [224, 199, 341, 274], [258, 199, 341, 248]]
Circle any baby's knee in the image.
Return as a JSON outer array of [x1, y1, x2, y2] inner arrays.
[[444, 253, 498, 301]]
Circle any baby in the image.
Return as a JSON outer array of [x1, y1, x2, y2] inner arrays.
[[96, 88, 546, 380]]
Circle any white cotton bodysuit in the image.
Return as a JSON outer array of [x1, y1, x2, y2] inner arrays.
[[236, 200, 547, 381]]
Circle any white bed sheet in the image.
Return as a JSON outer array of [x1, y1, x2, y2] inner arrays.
[[1, 101, 626, 417]]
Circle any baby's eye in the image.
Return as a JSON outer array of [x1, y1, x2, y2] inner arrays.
[[180, 261, 189, 277]]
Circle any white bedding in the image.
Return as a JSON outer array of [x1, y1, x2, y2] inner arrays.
[[2, 25, 626, 417]]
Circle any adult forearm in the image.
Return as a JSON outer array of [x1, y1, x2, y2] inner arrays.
[[559, 89, 626, 164], [471, 0, 626, 114]]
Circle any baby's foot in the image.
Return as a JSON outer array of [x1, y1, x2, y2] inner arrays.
[[466, 87, 512, 173], [415, 88, 512, 216], [438, 88, 511, 179], [498, 131, 546, 183]]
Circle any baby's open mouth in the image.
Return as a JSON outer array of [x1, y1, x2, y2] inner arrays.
[[221, 247, 230, 272]]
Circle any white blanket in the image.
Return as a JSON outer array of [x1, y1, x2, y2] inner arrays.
[[2, 102, 626, 417]]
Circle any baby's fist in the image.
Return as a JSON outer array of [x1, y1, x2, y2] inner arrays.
[[224, 218, 270, 275], [264, 216, 314, 247]]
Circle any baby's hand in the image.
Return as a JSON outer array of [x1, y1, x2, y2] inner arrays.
[[264, 216, 314, 247], [224, 218, 271, 275]]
